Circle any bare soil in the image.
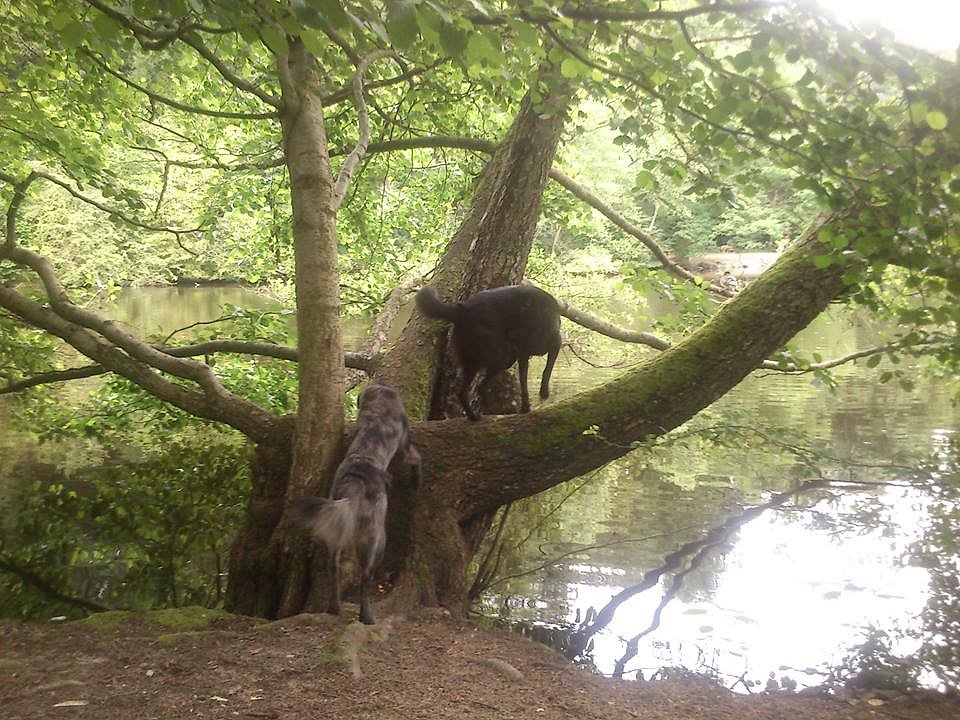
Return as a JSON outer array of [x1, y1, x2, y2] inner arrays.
[[2, 608, 958, 720]]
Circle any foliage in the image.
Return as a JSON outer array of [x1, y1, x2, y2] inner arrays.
[[0, 430, 250, 618]]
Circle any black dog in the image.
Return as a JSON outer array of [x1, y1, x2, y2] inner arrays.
[[289, 384, 421, 625], [415, 284, 562, 421]]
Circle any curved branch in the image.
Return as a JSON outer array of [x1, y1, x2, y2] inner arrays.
[[83, 50, 279, 120], [4, 172, 38, 250], [321, 59, 446, 107], [332, 50, 400, 211], [1, 177, 283, 442], [471, 1, 783, 25], [0, 286, 286, 443], [345, 272, 422, 390], [549, 168, 729, 294]]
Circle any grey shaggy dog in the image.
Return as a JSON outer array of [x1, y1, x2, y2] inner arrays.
[[288, 384, 421, 625]]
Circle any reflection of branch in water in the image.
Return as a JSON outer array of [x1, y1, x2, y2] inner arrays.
[[613, 539, 721, 677], [565, 479, 828, 662]]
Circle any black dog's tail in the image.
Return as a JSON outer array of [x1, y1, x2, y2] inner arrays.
[[415, 286, 459, 322], [288, 496, 357, 551]]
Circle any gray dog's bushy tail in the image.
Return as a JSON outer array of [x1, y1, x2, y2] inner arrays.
[[415, 286, 459, 322], [288, 496, 357, 551]]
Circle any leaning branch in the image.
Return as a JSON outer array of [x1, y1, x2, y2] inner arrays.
[[179, 33, 281, 108], [1, 174, 284, 444], [25, 171, 204, 239], [548, 168, 728, 294], [471, 1, 782, 25], [345, 272, 423, 390], [332, 49, 400, 211]]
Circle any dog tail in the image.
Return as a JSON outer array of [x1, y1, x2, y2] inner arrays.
[[415, 286, 459, 322], [288, 496, 357, 551]]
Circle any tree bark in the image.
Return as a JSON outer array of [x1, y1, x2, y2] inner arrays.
[[373, 69, 574, 421], [226, 41, 346, 618]]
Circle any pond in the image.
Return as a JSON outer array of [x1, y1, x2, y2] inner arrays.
[[1, 278, 958, 692]]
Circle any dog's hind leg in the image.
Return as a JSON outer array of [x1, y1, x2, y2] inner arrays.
[[540, 334, 561, 400], [516, 355, 531, 413], [326, 548, 342, 616], [459, 364, 481, 421], [356, 528, 386, 625]]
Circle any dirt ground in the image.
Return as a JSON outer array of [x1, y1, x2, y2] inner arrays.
[[2, 607, 959, 720]]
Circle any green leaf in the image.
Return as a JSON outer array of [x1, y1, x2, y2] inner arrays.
[[560, 57, 581, 79], [92, 12, 121, 39], [439, 24, 468, 58], [635, 170, 655, 190], [925, 111, 948, 131], [812, 254, 833, 268], [866, 353, 882, 368], [307, 0, 350, 29], [386, 0, 419, 49], [731, 50, 753, 72], [908, 100, 928, 125], [465, 32, 502, 67], [51, 10, 73, 31], [260, 26, 289, 56], [61, 20, 86, 49], [301, 30, 326, 56]]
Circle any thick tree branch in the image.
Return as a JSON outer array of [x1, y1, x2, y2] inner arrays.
[[406, 210, 853, 516], [1, 177, 284, 443], [332, 50, 400, 211], [0, 286, 286, 443]]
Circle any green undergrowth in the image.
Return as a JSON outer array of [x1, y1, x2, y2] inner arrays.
[[74, 606, 236, 632]]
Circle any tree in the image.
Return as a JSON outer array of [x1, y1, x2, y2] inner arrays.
[[1, 0, 958, 619]]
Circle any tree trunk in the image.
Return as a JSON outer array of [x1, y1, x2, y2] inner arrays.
[[226, 41, 345, 618], [368, 68, 574, 615], [373, 69, 574, 421]]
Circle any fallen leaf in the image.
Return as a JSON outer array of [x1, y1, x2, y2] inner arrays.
[[52, 701, 88, 707]]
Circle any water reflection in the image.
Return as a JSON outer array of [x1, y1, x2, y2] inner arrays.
[[483, 298, 959, 689]]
